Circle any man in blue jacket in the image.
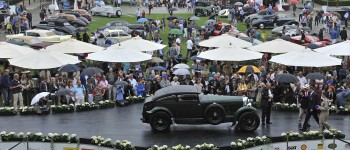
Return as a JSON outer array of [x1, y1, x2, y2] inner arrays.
[[330, 29, 337, 44], [1, 69, 11, 106]]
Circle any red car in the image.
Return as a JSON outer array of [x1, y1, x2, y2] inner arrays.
[[290, 35, 331, 47]]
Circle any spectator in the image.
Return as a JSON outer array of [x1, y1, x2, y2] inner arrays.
[[10, 74, 24, 110]]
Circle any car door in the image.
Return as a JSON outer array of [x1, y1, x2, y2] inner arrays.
[[108, 31, 120, 44], [173, 94, 203, 118]]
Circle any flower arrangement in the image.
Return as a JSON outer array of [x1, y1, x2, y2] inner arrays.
[[338, 106, 350, 115], [148, 145, 169, 150], [281, 131, 302, 141], [323, 128, 346, 139], [302, 130, 323, 140], [193, 143, 218, 150], [125, 96, 146, 104], [329, 105, 337, 114], [171, 144, 191, 150], [76, 102, 97, 112], [0, 107, 17, 116], [46, 133, 78, 143], [91, 136, 115, 147], [51, 104, 75, 114], [0, 131, 24, 141], [115, 140, 136, 150], [231, 136, 272, 150], [98, 100, 115, 109], [273, 103, 298, 111], [27, 132, 47, 142], [18, 106, 36, 115]]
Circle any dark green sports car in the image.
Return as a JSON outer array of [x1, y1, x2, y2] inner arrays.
[[141, 85, 260, 132]]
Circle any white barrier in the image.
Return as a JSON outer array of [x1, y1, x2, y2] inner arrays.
[[0, 142, 115, 150]]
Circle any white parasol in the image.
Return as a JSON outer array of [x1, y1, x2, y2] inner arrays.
[[199, 34, 252, 48], [197, 45, 263, 61], [0, 42, 36, 58], [248, 39, 306, 53], [45, 39, 104, 54], [117, 36, 167, 52]]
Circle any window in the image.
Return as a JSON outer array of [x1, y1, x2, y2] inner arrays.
[[157, 95, 177, 102], [26, 32, 40, 37], [110, 32, 119, 37], [178, 94, 198, 101]]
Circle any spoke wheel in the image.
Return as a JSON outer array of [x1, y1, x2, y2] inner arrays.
[[150, 111, 171, 132], [238, 111, 260, 132], [204, 104, 225, 125]]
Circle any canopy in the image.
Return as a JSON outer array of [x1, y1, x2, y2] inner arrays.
[[197, 46, 263, 61], [248, 39, 305, 53], [269, 48, 341, 67], [45, 39, 104, 53], [8, 50, 81, 69], [173, 63, 190, 69], [199, 34, 252, 48], [118, 36, 166, 52], [87, 44, 152, 62], [314, 40, 350, 56], [0, 42, 36, 58]]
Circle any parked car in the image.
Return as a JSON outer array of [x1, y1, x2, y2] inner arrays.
[[34, 20, 77, 35], [241, 6, 257, 18], [71, 9, 93, 21], [90, 6, 122, 17], [218, 6, 233, 18], [141, 85, 260, 132], [0, 0, 7, 9], [91, 29, 131, 44], [6, 36, 52, 49], [6, 29, 72, 43], [98, 21, 129, 30], [194, 1, 214, 16], [64, 12, 90, 24], [290, 35, 331, 46], [272, 25, 311, 36], [53, 14, 87, 27], [251, 16, 299, 29], [244, 10, 275, 24], [103, 26, 131, 34]]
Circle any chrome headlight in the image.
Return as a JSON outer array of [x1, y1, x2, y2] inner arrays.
[[242, 96, 252, 107]]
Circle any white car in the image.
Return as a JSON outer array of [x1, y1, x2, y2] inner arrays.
[[91, 29, 131, 44], [6, 30, 72, 43], [90, 6, 122, 18]]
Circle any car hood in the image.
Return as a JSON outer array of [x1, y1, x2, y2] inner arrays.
[[199, 95, 244, 104]]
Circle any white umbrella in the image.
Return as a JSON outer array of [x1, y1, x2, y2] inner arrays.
[[197, 46, 263, 61], [8, 50, 81, 69], [118, 36, 166, 52], [87, 44, 152, 62], [248, 39, 306, 53], [269, 48, 342, 67], [0, 42, 36, 58], [173, 63, 190, 69], [199, 34, 252, 48], [173, 69, 191, 75], [31, 92, 50, 105], [315, 40, 350, 56], [45, 39, 104, 54]]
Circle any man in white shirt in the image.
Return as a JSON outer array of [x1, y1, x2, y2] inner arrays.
[[186, 38, 193, 59], [128, 73, 137, 89], [344, 11, 349, 27], [297, 71, 307, 87], [175, 36, 181, 45], [136, 8, 141, 21]]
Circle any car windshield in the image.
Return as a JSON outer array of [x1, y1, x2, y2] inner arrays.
[[257, 11, 267, 15], [63, 22, 71, 26]]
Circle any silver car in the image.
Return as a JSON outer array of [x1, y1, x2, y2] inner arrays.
[[90, 6, 122, 18]]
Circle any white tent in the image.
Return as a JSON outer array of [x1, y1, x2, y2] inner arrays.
[[314, 40, 350, 56], [45, 39, 104, 53], [269, 48, 342, 67], [0, 42, 36, 58], [197, 46, 263, 61], [248, 39, 306, 53], [117, 36, 166, 52], [199, 34, 252, 48]]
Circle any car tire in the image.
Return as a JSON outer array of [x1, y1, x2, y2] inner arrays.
[[204, 104, 225, 125], [116, 10, 122, 17], [259, 23, 265, 29], [108, 13, 112, 17], [150, 111, 171, 132], [238, 111, 260, 132]]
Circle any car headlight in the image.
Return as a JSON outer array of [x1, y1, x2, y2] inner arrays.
[[243, 96, 252, 107]]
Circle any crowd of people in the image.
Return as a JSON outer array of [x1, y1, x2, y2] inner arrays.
[[0, 4, 32, 34]]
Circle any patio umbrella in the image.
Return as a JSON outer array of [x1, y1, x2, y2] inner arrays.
[[55, 89, 73, 96], [31, 92, 50, 105], [248, 39, 305, 53], [199, 34, 252, 48], [305, 73, 325, 80], [58, 64, 81, 73], [191, 64, 205, 70], [173, 69, 191, 75], [269, 48, 342, 67], [86, 44, 152, 62], [314, 40, 350, 56], [198, 46, 263, 61], [169, 29, 183, 35], [147, 57, 164, 63], [173, 63, 190, 69], [234, 2, 243, 6], [168, 7, 177, 11], [0, 41, 36, 58], [274, 73, 299, 83], [137, 18, 148, 23], [8, 50, 81, 69], [290, 0, 298, 4], [151, 66, 167, 71], [237, 65, 261, 74], [45, 39, 104, 54], [189, 16, 200, 21], [119, 36, 166, 52], [81, 67, 104, 75]]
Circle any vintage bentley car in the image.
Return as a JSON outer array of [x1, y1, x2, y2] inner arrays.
[[141, 85, 260, 132], [90, 6, 122, 18]]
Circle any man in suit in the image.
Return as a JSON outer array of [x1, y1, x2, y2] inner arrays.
[[298, 84, 310, 127], [261, 82, 273, 125], [300, 85, 319, 131]]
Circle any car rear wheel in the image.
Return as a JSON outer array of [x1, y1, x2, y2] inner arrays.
[[150, 111, 171, 132], [238, 111, 260, 132], [259, 23, 265, 29], [116, 10, 122, 17], [204, 104, 225, 125]]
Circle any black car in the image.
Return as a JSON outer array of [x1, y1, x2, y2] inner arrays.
[[34, 21, 77, 35], [141, 85, 260, 132], [65, 12, 90, 24], [47, 16, 86, 27], [98, 21, 129, 30], [251, 16, 299, 29], [244, 10, 275, 24], [242, 6, 257, 18]]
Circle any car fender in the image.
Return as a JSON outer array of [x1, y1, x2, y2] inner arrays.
[[232, 106, 258, 125], [146, 106, 174, 118]]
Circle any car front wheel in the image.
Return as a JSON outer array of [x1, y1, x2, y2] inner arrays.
[[204, 104, 225, 125], [259, 23, 265, 29], [150, 111, 171, 132], [116, 10, 122, 17], [238, 111, 260, 132]]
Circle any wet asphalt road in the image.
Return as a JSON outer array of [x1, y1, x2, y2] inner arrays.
[[0, 103, 349, 147]]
